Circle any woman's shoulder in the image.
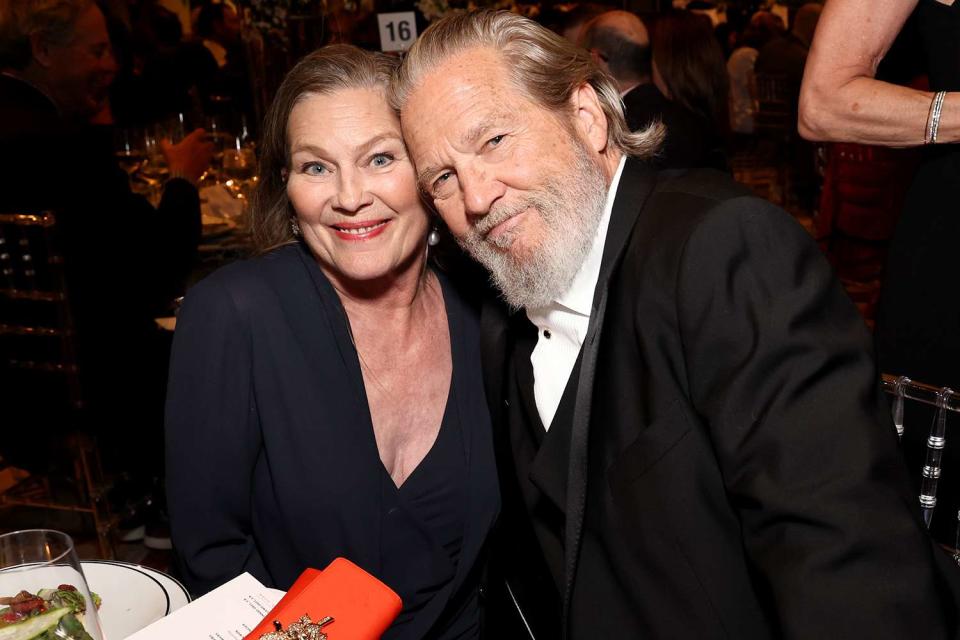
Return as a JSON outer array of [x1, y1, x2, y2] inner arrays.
[[185, 244, 310, 314]]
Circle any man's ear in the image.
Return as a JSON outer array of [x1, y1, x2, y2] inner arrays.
[[569, 82, 609, 154], [29, 33, 56, 69]]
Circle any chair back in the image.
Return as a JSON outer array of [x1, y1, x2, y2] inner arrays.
[[753, 72, 797, 140], [0, 212, 82, 412], [883, 374, 960, 560], [0, 213, 116, 557]]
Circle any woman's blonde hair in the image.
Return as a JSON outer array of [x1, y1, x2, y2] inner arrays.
[[391, 9, 663, 159], [251, 45, 400, 254]]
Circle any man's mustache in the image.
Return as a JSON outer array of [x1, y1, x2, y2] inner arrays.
[[472, 198, 543, 240]]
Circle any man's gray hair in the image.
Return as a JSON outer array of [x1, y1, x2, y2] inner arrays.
[[392, 9, 663, 160], [0, 0, 92, 71]]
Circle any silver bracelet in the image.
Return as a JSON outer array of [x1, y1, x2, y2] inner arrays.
[[925, 91, 947, 145]]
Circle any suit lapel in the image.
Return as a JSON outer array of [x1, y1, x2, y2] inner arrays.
[[480, 298, 511, 417], [561, 158, 657, 634]]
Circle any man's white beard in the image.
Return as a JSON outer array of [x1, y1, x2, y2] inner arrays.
[[457, 138, 609, 310]]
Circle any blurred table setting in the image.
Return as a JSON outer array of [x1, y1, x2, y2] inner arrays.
[[113, 112, 256, 267], [114, 113, 257, 334]]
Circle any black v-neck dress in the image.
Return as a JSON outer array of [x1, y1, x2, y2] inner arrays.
[[165, 243, 499, 640]]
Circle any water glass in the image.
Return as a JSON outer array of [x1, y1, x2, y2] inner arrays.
[[0, 529, 103, 640]]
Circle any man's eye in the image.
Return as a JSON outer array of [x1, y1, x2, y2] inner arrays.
[[488, 134, 505, 147], [432, 172, 453, 193], [303, 162, 328, 176], [371, 153, 393, 168]]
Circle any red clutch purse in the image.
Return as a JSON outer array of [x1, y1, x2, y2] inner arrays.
[[244, 558, 402, 640]]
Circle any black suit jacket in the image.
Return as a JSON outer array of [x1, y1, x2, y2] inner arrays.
[[482, 159, 960, 638], [166, 244, 500, 639]]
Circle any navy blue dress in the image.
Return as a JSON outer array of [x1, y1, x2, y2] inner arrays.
[[165, 243, 499, 640]]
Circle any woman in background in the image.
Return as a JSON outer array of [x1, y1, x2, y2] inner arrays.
[[651, 10, 730, 171], [165, 45, 499, 639]]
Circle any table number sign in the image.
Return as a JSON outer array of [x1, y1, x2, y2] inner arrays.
[[378, 12, 417, 52]]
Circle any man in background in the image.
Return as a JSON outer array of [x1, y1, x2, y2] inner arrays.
[[581, 9, 717, 169], [0, 0, 212, 546]]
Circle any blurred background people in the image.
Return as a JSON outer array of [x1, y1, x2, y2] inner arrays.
[[542, 2, 608, 43], [650, 9, 730, 170], [0, 0, 212, 546], [193, 0, 254, 123], [727, 10, 783, 136], [755, 2, 821, 90], [582, 9, 705, 170]]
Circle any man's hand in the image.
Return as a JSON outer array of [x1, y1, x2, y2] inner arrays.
[[161, 129, 215, 185]]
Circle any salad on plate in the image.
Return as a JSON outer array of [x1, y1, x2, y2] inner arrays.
[[0, 584, 100, 640]]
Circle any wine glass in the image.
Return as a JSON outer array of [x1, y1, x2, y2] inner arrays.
[[222, 135, 257, 201], [206, 115, 234, 184], [114, 127, 145, 179], [0, 529, 103, 640], [158, 112, 187, 145]]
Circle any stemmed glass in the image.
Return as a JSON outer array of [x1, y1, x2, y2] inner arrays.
[[206, 115, 234, 184], [222, 134, 257, 202], [113, 127, 145, 179], [0, 529, 103, 640]]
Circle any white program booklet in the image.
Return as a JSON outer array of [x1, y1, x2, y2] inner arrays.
[[126, 572, 284, 640]]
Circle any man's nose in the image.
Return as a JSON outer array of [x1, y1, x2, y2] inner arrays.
[[103, 45, 119, 72], [334, 169, 373, 212], [460, 165, 505, 219], [99, 48, 119, 81]]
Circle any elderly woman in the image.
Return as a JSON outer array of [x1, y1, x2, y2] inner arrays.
[[165, 45, 499, 640]]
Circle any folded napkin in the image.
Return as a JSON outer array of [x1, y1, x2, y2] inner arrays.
[[244, 558, 402, 640], [200, 184, 244, 221]]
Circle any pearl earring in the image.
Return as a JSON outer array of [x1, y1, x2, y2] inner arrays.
[[427, 226, 441, 247]]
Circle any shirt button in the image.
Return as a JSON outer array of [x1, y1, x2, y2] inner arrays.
[[543, 329, 552, 339]]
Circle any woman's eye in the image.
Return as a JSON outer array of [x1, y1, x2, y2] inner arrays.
[[371, 153, 394, 168], [303, 162, 327, 176]]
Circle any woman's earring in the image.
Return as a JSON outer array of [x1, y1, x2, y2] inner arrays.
[[427, 226, 441, 247], [291, 218, 301, 237]]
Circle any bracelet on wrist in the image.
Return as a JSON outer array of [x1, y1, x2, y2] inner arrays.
[[924, 91, 947, 145]]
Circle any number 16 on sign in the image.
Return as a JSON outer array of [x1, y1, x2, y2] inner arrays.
[[378, 12, 417, 52]]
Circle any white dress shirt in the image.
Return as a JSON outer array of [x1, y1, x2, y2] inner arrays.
[[525, 155, 626, 430]]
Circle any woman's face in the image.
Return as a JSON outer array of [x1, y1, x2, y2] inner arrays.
[[286, 87, 430, 287]]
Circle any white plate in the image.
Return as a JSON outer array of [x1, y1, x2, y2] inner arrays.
[[123, 564, 191, 612], [81, 561, 171, 640]]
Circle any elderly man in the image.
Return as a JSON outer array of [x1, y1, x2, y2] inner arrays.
[[581, 10, 718, 169], [394, 10, 959, 638]]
